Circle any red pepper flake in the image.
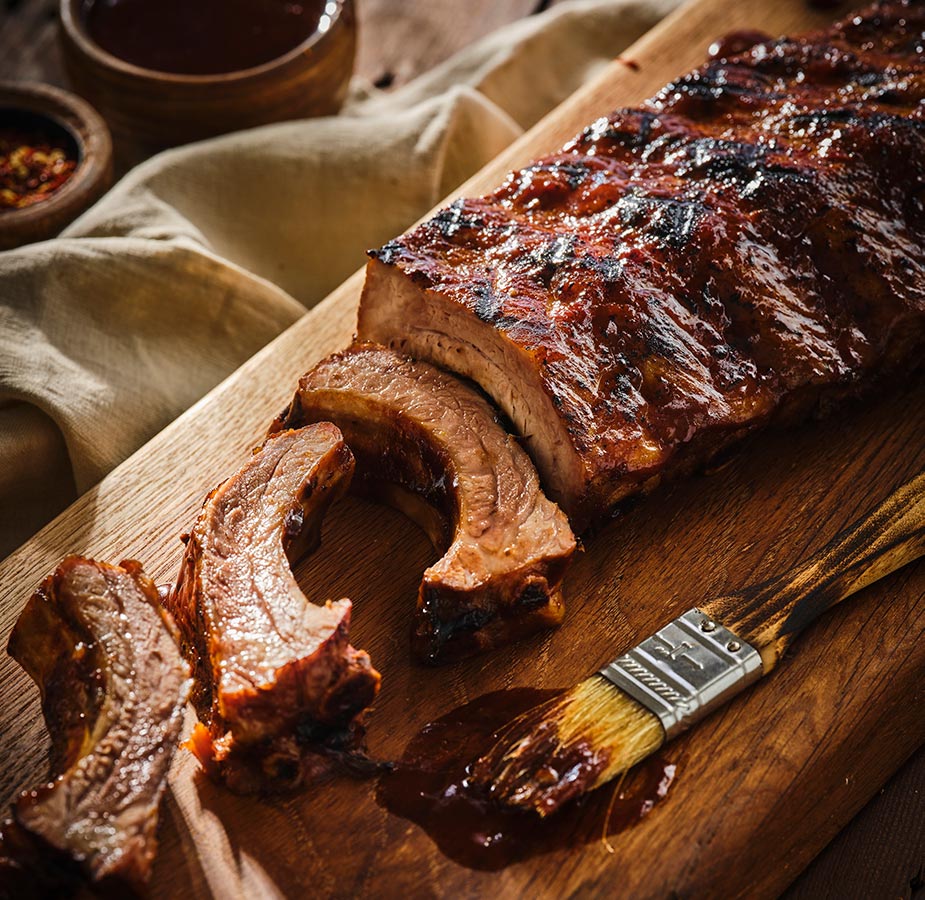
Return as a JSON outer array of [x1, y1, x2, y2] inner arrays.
[[0, 128, 77, 212]]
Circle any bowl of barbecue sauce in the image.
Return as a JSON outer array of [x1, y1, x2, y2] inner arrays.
[[60, 0, 356, 150], [0, 81, 113, 250]]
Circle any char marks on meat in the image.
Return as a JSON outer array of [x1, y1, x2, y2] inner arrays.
[[0, 557, 191, 898], [359, 0, 925, 531], [272, 345, 576, 664], [166, 424, 380, 793]]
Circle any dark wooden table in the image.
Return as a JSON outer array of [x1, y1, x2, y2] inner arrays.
[[0, 1, 922, 896]]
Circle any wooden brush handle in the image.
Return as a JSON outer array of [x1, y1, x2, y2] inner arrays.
[[704, 472, 925, 671]]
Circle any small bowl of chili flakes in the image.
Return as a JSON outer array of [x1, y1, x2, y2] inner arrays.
[[0, 82, 112, 251]]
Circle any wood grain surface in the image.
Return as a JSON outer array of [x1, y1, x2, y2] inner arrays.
[[1, 0, 923, 897], [707, 472, 925, 669]]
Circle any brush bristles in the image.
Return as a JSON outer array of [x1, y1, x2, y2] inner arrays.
[[472, 675, 665, 817]]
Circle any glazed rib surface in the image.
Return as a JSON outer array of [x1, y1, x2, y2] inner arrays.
[[360, 1, 925, 529]]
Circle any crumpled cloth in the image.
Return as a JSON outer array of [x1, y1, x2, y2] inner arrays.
[[0, 0, 678, 557]]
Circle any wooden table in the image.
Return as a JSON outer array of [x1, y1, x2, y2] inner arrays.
[[0, 1, 922, 896]]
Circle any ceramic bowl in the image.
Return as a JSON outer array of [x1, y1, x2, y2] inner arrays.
[[0, 81, 113, 251], [59, 0, 357, 150]]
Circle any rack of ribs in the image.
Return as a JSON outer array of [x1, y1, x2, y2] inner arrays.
[[359, 0, 925, 532], [0, 558, 191, 897]]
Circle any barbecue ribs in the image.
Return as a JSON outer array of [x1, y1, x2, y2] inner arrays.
[[166, 425, 380, 793], [272, 345, 576, 663], [359, 0, 925, 531], [0, 558, 190, 898]]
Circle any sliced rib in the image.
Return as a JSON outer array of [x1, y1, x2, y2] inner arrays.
[[359, 1, 925, 532], [166, 424, 380, 793], [0, 557, 191, 897], [271, 344, 576, 664]]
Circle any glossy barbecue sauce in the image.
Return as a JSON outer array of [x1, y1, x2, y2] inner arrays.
[[82, 0, 327, 75], [376, 689, 676, 871], [707, 29, 772, 60]]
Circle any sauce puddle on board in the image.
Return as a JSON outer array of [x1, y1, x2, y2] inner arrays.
[[376, 689, 676, 871], [82, 0, 327, 76]]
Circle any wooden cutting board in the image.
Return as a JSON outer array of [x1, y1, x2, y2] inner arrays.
[[1, 0, 922, 896]]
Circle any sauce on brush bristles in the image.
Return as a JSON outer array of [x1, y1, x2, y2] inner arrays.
[[473, 676, 665, 816]]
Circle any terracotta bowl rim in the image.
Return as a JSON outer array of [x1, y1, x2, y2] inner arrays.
[[60, 0, 351, 85], [0, 80, 112, 237]]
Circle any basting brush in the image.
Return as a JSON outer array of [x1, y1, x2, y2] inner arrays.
[[473, 471, 925, 817]]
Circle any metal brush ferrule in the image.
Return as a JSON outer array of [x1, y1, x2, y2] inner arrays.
[[598, 608, 762, 740]]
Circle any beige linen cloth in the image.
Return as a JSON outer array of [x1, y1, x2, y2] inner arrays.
[[0, 0, 678, 557]]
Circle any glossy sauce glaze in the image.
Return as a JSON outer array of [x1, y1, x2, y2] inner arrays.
[[376, 689, 676, 871], [82, 0, 327, 75], [707, 29, 772, 60]]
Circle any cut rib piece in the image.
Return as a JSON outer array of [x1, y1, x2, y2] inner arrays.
[[359, 1, 925, 532], [0, 557, 191, 897], [166, 424, 380, 793], [271, 344, 576, 664]]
